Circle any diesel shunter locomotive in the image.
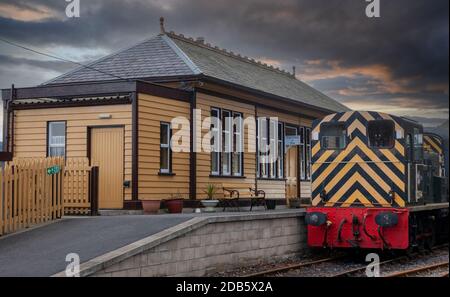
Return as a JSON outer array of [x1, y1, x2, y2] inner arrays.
[[305, 111, 449, 250]]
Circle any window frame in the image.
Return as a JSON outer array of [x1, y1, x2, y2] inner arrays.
[[276, 122, 285, 179], [257, 118, 285, 180], [232, 112, 244, 177], [320, 122, 347, 150], [210, 107, 244, 177], [222, 109, 233, 176], [159, 122, 172, 174], [299, 127, 306, 180], [305, 127, 312, 181], [210, 108, 221, 176], [257, 117, 269, 178], [47, 121, 66, 157], [367, 119, 395, 149]]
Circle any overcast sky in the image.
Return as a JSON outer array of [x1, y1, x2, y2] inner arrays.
[[0, 0, 448, 132]]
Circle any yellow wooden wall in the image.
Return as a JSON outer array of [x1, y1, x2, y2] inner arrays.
[[13, 104, 133, 200], [138, 93, 190, 200], [12, 92, 316, 205]]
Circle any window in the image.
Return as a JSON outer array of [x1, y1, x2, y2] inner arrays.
[[233, 112, 243, 176], [48, 122, 66, 157], [413, 128, 423, 161], [299, 127, 305, 180], [321, 123, 346, 150], [305, 128, 312, 180], [211, 108, 221, 175], [368, 120, 395, 149], [160, 122, 171, 173], [257, 118, 284, 179], [269, 119, 277, 178], [210, 108, 243, 176], [222, 110, 232, 176], [257, 118, 268, 178], [277, 122, 284, 179], [298, 127, 312, 181]]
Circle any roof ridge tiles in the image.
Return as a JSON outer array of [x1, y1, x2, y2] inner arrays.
[[166, 31, 295, 78]]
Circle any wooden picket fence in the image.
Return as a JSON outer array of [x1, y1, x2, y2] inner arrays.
[[0, 157, 65, 236], [64, 158, 98, 215], [0, 157, 99, 237]]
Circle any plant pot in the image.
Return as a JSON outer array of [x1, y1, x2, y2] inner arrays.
[[166, 199, 184, 214], [141, 200, 161, 214], [201, 200, 220, 213], [266, 199, 277, 210]]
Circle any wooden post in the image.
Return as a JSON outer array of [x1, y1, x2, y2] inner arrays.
[[90, 166, 99, 216]]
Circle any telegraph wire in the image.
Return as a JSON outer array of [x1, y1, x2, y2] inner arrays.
[[0, 37, 128, 81]]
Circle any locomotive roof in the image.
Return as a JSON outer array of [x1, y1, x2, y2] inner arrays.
[[314, 110, 423, 131]]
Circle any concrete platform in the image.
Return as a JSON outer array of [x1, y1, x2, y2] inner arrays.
[[0, 209, 306, 277], [56, 209, 307, 277]]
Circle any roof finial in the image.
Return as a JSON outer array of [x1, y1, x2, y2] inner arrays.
[[160, 17, 166, 34]]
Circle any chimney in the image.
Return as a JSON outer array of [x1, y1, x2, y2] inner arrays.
[[292, 66, 296, 77], [196, 37, 205, 44], [159, 17, 165, 34]]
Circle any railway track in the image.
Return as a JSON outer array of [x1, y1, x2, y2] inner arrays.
[[330, 243, 449, 277], [241, 244, 448, 277], [242, 256, 344, 277], [386, 261, 449, 277]]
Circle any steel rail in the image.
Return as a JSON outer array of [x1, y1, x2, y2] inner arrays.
[[385, 261, 449, 277], [242, 256, 344, 277]]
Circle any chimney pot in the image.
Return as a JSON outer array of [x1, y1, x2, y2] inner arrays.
[[159, 17, 165, 34]]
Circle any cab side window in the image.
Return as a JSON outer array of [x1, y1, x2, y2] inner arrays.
[[368, 120, 395, 149], [321, 123, 347, 150]]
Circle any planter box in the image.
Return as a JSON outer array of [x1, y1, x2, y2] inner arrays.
[[201, 200, 219, 213], [141, 200, 161, 214], [165, 199, 184, 214]]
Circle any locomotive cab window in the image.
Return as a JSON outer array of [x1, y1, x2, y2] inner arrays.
[[321, 123, 346, 150], [368, 120, 395, 149]]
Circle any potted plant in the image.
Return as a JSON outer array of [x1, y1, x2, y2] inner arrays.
[[165, 192, 184, 214], [201, 184, 220, 212], [141, 200, 161, 214]]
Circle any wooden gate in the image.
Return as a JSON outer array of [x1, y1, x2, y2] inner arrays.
[[0, 157, 64, 236], [63, 158, 99, 215]]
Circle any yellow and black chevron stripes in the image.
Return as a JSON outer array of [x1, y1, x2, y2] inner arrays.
[[424, 134, 443, 155], [311, 111, 407, 208]]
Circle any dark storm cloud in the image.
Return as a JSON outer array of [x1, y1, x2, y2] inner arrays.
[[0, 0, 448, 117], [0, 54, 73, 72]]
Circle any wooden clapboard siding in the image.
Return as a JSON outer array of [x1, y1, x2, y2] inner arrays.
[[300, 181, 312, 199], [195, 92, 256, 199], [138, 93, 190, 200], [257, 108, 302, 126], [258, 180, 286, 199], [12, 104, 133, 200]]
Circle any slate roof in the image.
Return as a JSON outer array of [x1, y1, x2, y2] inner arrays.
[[45, 32, 349, 112]]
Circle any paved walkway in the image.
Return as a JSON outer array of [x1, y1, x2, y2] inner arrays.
[[0, 215, 196, 277]]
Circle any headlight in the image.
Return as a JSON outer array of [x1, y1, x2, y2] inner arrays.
[[375, 212, 399, 227], [305, 212, 327, 226]]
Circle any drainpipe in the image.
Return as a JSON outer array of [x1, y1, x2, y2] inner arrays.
[[2, 84, 14, 153]]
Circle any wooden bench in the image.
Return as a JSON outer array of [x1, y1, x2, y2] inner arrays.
[[220, 184, 266, 211]]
